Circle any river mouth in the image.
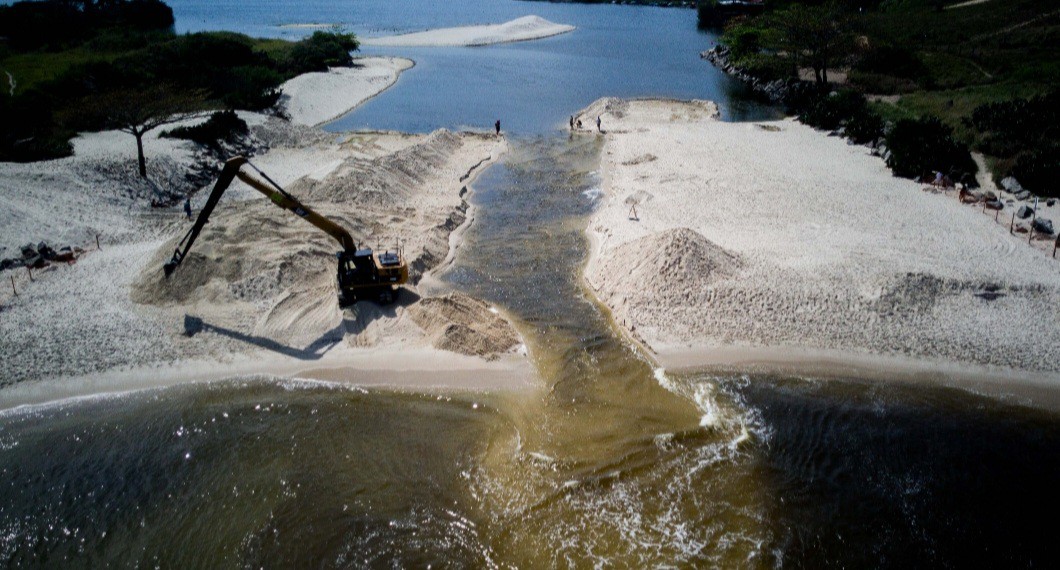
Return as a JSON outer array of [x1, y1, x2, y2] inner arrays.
[[1, 135, 1059, 567]]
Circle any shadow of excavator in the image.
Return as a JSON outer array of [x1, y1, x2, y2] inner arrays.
[[181, 289, 421, 360]]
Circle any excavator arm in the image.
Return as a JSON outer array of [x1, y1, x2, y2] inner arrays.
[[163, 156, 357, 276]]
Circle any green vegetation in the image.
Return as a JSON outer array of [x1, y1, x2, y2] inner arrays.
[[713, 0, 1059, 191], [0, 1, 359, 163], [162, 110, 249, 150]]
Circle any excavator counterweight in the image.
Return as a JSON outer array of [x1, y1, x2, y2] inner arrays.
[[164, 156, 408, 304]]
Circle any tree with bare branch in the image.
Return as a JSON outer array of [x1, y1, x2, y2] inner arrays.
[[89, 85, 206, 178]]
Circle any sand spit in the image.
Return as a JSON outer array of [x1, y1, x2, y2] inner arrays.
[[362, 15, 575, 47], [1, 102, 526, 394], [278, 56, 413, 127], [585, 98, 1060, 380]]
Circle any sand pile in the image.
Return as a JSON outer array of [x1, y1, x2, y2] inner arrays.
[[131, 129, 502, 353], [587, 98, 1060, 376], [362, 15, 575, 47], [588, 228, 741, 331], [408, 293, 520, 359]]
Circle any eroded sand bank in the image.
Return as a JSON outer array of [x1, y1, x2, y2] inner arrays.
[[583, 98, 1060, 384]]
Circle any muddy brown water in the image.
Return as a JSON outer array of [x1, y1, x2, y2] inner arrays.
[[1, 137, 1059, 567]]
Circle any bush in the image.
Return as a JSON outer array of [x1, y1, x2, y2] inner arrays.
[[798, 91, 867, 131], [970, 91, 1059, 157], [285, 31, 359, 74], [845, 109, 885, 144], [162, 110, 248, 149], [1010, 145, 1060, 197], [885, 116, 977, 180], [217, 66, 283, 110]]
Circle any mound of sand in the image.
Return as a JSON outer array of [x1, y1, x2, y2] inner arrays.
[[362, 15, 574, 47], [587, 98, 1060, 375], [408, 293, 520, 359], [588, 228, 741, 331], [131, 129, 502, 353]]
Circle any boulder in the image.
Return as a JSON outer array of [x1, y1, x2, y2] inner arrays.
[[1014, 190, 1032, 201], [1033, 217, 1054, 235], [1048, 199, 1057, 207], [20, 244, 37, 259], [1017, 205, 1034, 219], [1001, 176, 1023, 193]]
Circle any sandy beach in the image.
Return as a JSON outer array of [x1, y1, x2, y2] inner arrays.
[[582, 98, 1060, 381], [278, 56, 413, 127], [361, 16, 575, 47], [0, 63, 530, 403]]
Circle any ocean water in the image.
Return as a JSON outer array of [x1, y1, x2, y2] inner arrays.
[[1, 1, 1058, 567]]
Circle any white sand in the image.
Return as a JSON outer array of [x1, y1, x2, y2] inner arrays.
[[583, 98, 1060, 380], [0, 72, 530, 404], [278, 56, 413, 127], [362, 15, 575, 47]]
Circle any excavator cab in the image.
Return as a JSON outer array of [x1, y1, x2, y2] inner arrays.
[[337, 247, 409, 305], [165, 156, 409, 306]]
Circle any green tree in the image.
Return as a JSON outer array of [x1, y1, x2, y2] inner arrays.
[[757, 3, 855, 87]]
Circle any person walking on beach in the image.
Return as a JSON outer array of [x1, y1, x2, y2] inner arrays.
[[495, 120, 501, 135], [183, 196, 192, 220], [596, 116, 602, 132]]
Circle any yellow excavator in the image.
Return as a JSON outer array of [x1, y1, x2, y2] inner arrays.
[[163, 156, 408, 305]]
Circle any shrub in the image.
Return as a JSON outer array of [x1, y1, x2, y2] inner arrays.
[[162, 110, 248, 150], [885, 116, 977, 180], [845, 109, 885, 144], [798, 91, 867, 131], [1010, 145, 1060, 198], [285, 31, 359, 74]]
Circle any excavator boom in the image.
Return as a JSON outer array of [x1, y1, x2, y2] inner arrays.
[[162, 156, 406, 305], [164, 156, 356, 276]]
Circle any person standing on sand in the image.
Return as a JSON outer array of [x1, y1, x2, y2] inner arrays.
[[597, 116, 602, 132], [495, 120, 501, 135], [184, 196, 192, 220], [570, 115, 574, 131]]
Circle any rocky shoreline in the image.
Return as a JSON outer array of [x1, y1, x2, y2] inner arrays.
[[701, 45, 804, 104]]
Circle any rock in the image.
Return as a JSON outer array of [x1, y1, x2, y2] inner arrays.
[[1048, 199, 1057, 207], [1033, 217, 1054, 235], [37, 242, 56, 260], [1017, 205, 1034, 219], [983, 190, 997, 200], [1001, 176, 1023, 193], [20, 244, 37, 259], [1014, 190, 1032, 201]]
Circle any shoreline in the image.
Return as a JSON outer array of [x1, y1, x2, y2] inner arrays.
[[279, 56, 414, 127], [0, 60, 532, 403], [0, 347, 533, 413], [581, 97, 1060, 405], [361, 16, 575, 48]]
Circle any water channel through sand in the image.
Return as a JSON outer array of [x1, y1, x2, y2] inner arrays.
[[1, 136, 1058, 567]]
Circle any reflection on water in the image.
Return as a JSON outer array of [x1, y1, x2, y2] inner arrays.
[[4, 137, 1056, 567]]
